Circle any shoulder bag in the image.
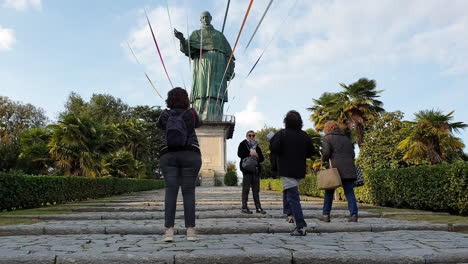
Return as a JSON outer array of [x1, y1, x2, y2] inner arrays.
[[317, 160, 342, 190]]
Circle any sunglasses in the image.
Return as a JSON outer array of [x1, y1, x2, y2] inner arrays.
[[247, 134, 255, 138]]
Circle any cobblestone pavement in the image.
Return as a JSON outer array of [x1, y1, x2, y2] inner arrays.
[[0, 187, 467, 263]]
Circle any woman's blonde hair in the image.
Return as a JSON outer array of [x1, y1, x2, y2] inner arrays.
[[323, 120, 340, 134]]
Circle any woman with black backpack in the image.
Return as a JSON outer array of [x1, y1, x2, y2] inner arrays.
[[157, 87, 202, 242], [238, 130, 266, 214]]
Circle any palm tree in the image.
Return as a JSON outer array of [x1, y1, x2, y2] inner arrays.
[[398, 110, 466, 164], [48, 114, 104, 177], [340, 78, 385, 146], [307, 92, 347, 131], [308, 78, 384, 146]]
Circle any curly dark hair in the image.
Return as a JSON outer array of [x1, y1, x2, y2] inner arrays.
[[166, 87, 190, 109], [284, 110, 303, 130]]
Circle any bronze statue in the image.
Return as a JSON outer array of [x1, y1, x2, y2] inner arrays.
[[174, 11, 235, 120]]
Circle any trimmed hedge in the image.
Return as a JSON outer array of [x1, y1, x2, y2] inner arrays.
[[260, 162, 467, 215], [0, 173, 165, 211]]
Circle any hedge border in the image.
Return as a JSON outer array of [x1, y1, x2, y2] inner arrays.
[[261, 162, 467, 215], [0, 173, 165, 211]]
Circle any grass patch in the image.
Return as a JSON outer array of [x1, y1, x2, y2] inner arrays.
[[0, 218, 41, 226], [0, 210, 74, 216], [383, 214, 468, 224]]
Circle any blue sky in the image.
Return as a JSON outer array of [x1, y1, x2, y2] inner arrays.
[[1, 0, 468, 165]]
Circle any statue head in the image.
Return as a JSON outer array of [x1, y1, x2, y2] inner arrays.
[[200, 11, 212, 26]]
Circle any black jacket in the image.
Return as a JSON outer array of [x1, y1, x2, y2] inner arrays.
[[237, 139, 264, 174], [269, 129, 315, 179], [321, 129, 357, 180], [156, 108, 201, 155]]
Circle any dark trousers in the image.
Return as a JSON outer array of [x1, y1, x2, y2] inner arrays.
[[160, 151, 201, 228], [323, 179, 358, 216], [283, 186, 307, 229], [242, 172, 262, 209]]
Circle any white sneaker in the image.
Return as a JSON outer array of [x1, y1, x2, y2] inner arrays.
[[164, 228, 174, 242], [186, 227, 198, 241]]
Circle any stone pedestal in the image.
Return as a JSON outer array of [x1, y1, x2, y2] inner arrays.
[[195, 116, 235, 186]]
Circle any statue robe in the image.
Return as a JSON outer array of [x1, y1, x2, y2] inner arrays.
[[180, 24, 235, 120]]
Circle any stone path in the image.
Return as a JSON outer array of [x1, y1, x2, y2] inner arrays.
[[0, 187, 467, 263]]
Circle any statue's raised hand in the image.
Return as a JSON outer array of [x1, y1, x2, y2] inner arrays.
[[174, 29, 185, 41]]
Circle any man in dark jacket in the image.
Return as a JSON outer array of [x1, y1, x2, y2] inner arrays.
[[238, 130, 265, 214]]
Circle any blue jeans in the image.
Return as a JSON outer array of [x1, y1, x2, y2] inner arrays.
[[160, 151, 202, 228], [322, 179, 358, 216], [283, 186, 307, 229]]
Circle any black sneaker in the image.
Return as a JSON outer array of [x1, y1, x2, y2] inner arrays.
[[241, 208, 253, 214], [348, 215, 358, 222], [290, 227, 307, 236], [256, 209, 266, 214]]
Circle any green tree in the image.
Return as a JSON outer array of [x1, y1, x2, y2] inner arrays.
[[398, 110, 466, 164], [115, 119, 149, 160], [61, 93, 130, 124], [307, 92, 347, 132], [18, 128, 53, 175], [304, 128, 322, 172], [357, 111, 427, 171], [48, 114, 104, 177], [101, 150, 143, 178], [340, 78, 384, 146], [0, 96, 48, 171], [129, 105, 164, 179], [254, 127, 280, 179], [307, 78, 384, 146]]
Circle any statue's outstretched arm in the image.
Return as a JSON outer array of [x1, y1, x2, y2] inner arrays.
[[174, 28, 190, 57]]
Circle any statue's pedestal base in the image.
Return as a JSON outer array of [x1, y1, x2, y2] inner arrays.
[[196, 119, 235, 186]]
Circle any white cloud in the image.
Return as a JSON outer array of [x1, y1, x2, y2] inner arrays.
[[3, 0, 41, 11], [124, 1, 468, 115], [125, 7, 193, 93], [234, 96, 266, 131], [0, 26, 15, 51]]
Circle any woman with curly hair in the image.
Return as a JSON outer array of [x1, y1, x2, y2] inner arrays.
[[320, 120, 358, 223], [270, 110, 315, 236], [157, 87, 202, 242]]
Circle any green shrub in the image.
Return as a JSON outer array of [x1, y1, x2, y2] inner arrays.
[[0, 173, 165, 211], [362, 162, 467, 215], [224, 170, 238, 186], [260, 162, 468, 215], [215, 178, 223, 186]]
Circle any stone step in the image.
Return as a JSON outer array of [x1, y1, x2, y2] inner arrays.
[[65, 200, 352, 207], [1, 232, 467, 263], [0, 217, 458, 237], [40, 204, 379, 212], [0, 210, 381, 220]]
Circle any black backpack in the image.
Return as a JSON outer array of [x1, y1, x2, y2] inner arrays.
[[166, 109, 189, 147]]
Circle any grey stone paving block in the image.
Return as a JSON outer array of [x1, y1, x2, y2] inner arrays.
[[174, 248, 291, 264], [44, 226, 105, 235], [371, 223, 448, 232], [0, 256, 55, 264], [293, 251, 425, 264], [105, 226, 164, 235], [424, 251, 468, 263], [0, 226, 43, 236], [453, 223, 468, 232], [314, 223, 372, 233], [56, 253, 174, 264], [196, 223, 269, 235]]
